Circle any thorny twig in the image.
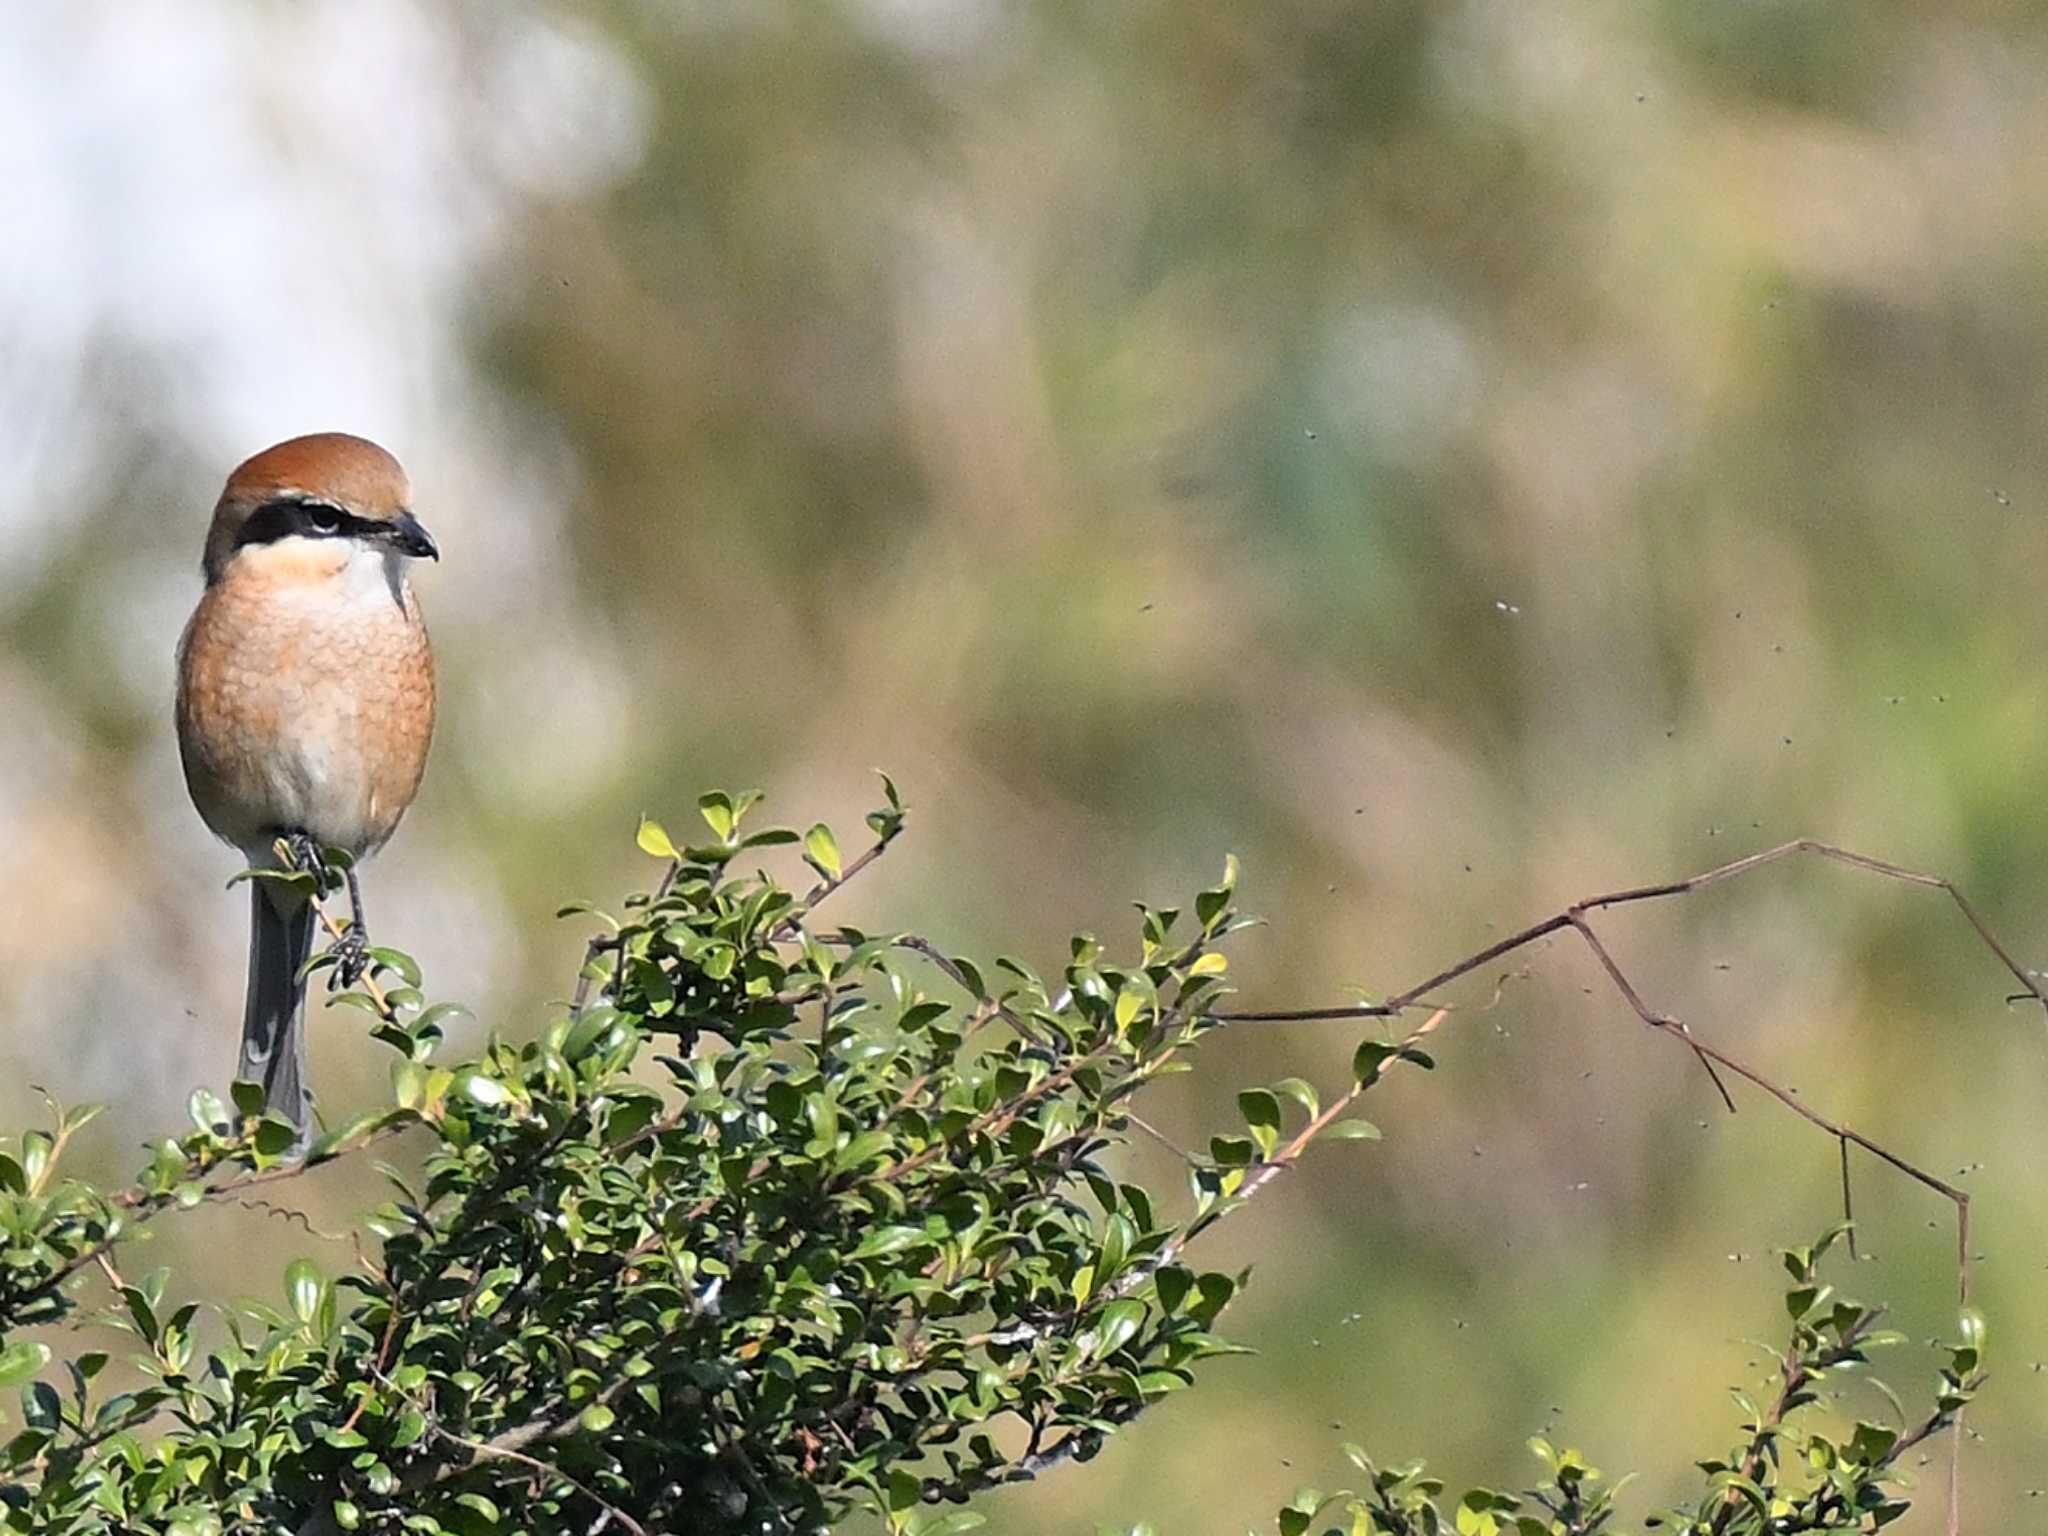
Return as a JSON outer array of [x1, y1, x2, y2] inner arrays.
[[1213, 838, 2034, 1308], [1205, 837, 2025, 1536], [1214, 837, 2047, 1022]]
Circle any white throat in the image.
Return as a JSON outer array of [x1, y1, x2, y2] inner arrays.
[[337, 540, 408, 605], [223, 533, 414, 611]]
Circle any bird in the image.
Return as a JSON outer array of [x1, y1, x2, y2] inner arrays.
[[175, 433, 438, 1145]]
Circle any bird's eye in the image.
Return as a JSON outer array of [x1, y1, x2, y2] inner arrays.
[[304, 507, 341, 535]]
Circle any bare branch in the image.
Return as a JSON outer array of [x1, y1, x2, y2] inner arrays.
[[1203, 837, 2019, 1309], [1202, 838, 2008, 1536], [1215, 838, 2048, 1022]]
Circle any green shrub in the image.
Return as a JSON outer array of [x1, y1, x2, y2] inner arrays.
[[0, 784, 1981, 1534]]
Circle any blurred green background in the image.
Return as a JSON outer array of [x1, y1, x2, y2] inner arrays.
[[6, 1, 2048, 1527]]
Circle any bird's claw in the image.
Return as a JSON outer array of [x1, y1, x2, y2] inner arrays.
[[284, 831, 321, 876], [332, 926, 371, 989]]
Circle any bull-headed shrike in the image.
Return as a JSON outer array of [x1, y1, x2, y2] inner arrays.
[[176, 433, 438, 1141]]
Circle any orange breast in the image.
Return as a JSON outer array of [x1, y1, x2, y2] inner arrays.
[[175, 557, 435, 857]]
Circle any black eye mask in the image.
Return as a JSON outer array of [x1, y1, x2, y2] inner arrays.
[[234, 496, 380, 550]]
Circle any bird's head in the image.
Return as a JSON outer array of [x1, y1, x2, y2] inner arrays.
[[202, 433, 439, 587]]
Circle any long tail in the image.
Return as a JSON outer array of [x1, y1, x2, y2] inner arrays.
[[239, 882, 315, 1147]]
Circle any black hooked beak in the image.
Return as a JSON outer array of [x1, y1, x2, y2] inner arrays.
[[385, 509, 440, 561]]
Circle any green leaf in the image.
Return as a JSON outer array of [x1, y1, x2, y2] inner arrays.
[[1114, 986, 1145, 1032], [253, 1116, 301, 1159], [1270, 1077, 1318, 1120], [1323, 1119, 1382, 1141], [363, 947, 421, 987], [1958, 1306, 1987, 1350], [187, 1088, 229, 1136], [1154, 1266, 1193, 1314], [18, 1131, 50, 1191], [850, 1226, 927, 1260], [284, 1259, 328, 1328], [1236, 1088, 1281, 1158], [1195, 854, 1239, 929], [580, 1403, 616, 1432], [805, 822, 843, 882], [887, 1468, 922, 1515], [306, 1110, 388, 1164], [1208, 1135, 1256, 1167], [1352, 1040, 1395, 1083], [1097, 1213, 1134, 1280], [0, 1342, 49, 1388], [697, 793, 736, 840], [637, 816, 680, 860], [227, 865, 318, 896], [60, 1100, 105, 1136], [1847, 1421, 1899, 1465], [392, 1060, 427, 1111], [1090, 1299, 1146, 1360], [453, 1071, 510, 1108]]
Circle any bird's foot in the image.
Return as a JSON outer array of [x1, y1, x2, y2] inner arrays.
[[277, 829, 350, 902], [283, 831, 322, 879], [332, 924, 371, 989]]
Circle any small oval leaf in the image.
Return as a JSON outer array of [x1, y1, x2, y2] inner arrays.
[[1323, 1119, 1382, 1141], [636, 817, 679, 861], [805, 823, 843, 882], [0, 1340, 49, 1388], [285, 1259, 327, 1327]]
